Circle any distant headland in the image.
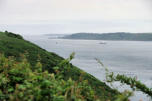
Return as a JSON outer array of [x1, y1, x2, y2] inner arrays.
[[61, 32, 152, 41]]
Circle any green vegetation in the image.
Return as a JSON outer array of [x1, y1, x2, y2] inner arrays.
[[0, 31, 63, 72], [96, 58, 152, 100], [0, 31, 121, 100], [106, 73, 152, 97], [0, 53, 99, 101], [1, 52, 136, 101], [62, 32, 152, 41]]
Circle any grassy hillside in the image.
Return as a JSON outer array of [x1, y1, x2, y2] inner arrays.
[[0, 31, 120, 100], [0, 31, 63, 72]]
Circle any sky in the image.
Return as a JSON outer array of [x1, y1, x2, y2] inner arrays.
[[0, 0, 152, 35]]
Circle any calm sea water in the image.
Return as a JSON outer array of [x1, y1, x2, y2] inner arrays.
[[24, 35, 152, 101]]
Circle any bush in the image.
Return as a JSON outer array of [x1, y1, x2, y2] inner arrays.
[[0, 54, 101, 101], [5, 31, 23, 40]]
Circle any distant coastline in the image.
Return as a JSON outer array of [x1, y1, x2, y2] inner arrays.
[[61, 32, 152, 41]]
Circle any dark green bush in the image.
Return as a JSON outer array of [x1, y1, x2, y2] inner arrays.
[[0, 54, 100, 101], [5, 31, 23, 40]]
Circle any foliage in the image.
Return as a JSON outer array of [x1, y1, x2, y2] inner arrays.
[[96, 58, 152, 99], [0, 53, 122, 101], [0, 31, 63, 73], [0, 31, 120, 100], [4, 31, 23, 40], [106, 72, 152, 97]]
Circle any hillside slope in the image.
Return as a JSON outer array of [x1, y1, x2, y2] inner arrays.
[[0, 31, 119, 100]]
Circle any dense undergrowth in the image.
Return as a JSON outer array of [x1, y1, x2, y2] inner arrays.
[[0, 53, 133, 101], [0, 53, 98, 101], [0, 31, 120, 100]]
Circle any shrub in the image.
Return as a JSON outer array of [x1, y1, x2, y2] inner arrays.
[[0, 54, 100, 101]]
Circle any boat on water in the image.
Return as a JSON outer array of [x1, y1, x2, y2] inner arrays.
[[99, 41, 107, 44]]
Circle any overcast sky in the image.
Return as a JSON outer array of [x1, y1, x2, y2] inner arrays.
[[0, 0, 152, 35]]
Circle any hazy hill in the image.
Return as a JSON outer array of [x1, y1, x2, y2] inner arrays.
[[62, 32, 152, 41]]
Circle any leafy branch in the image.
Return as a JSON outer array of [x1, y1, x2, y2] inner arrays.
[[96, 58, 152, 99]]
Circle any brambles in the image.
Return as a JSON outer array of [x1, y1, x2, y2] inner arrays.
[[96, 58, 152, 100], [0, 54, 99, 101], [107, 73, 152, 97]]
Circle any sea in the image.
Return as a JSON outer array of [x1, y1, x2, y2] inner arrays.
[[24, 34, 152, 101]]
